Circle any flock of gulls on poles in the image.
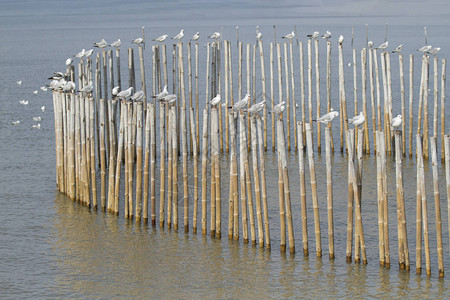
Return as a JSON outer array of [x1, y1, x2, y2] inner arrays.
[[14, 27, 440, 131]]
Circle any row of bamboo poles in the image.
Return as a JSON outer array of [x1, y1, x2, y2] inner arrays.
[[51, 33, 448, 277]]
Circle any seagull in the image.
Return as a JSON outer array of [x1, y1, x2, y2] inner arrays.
[[153, 34, 168, 42], [391, 44, 403, 53], [112, 86, 120, 97], [33, 116, 41, 122], [191, 32, 200, 41], [131, 90, 145, 101], [11, 120, 20, 125], [110, 39, 121, 48], [256, 30, 262, 40], [74, 49, 86, 58], [79, 83, 93, 94], [32, 123, 41, 129], [282, 31, 295, 40], [322, 31, 332, 40], [172, 29, 184, 41], [368, 41, 374, 48], [161, 94, 177, 105], [307, 31, 320, 39], [33, 90, 38, 94], [132, 38, 144, 46], [94, 39, 108, 48], [40, 86, 48, 91], [376, 41, 389, 50], [62, 81, 76, 93], [428, 47, 441, 56], [65, 58, 73, 66], [84, 49, 94, 58], [391, 114, 402, 128], [272, 101, 286, 115], [41, 106, 46, 112], [209, 32, 221, 39], [348, 111, 365, 126], [19, 100, 29, 105], [152, 85, 168, 100], [417, 45, 432, 53], [248, 100, 266, 114], [313, 109, 339, 124], [17, 80, 22, 85], [117, 87, 134, 99], [209, 94, 221, 106], [48, 72, 65, 80], [231, 94, 250, 111], [338, 35, 344, 45]]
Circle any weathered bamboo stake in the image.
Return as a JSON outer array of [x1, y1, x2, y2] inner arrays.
[[297, 121, 308, 255], [107, 100, 117, 213], [257, 117, 270, 248], [259, 40, 268, 152], [182, 108, 189, 233], [299, 42, 306, 149], [369, 48, 376, 153], [284, 43, 291, 151], [162, 44, 168, 90], [415, 132, 423, 273], [75, 94, 81, 201], [409, 55, 414, 157], [195, 42, 199, 153], [380, 131, 390, 267], [211, 43, 217, 98], [205, 43, 210, 108], [307, 40, 313, 127], [325, 127, 334, 259], [228, 113, 236, 239], [159, 102, 166, 227], [399, 54, 406, 156], [289, 40, 297, 152], [353, 48, 358, 117], [357, 129, 367, 264], [251, 44, 256, 150], [108, 50, 114, 97], [228, 41, 234, 110], [81, 95, 90, 206], [201, 109, 209, 235], [306, 123, 321, 257], [138, 45, 147, 109], [347, 129, 360, 262], [361, 49, 370, 153], [386, 52, 393, 154], [113, 102, 125, 215], [53, 92, 61, 193], [69, 94, 76, 200], [115, 47, 121, 90], [210, 110, 217, 237], [277, 119, 287, 252], [417, 55, 426, 138], [167, 107, 173, 228], [123, 101, 130, 217], [376, 132, 385, 265], [172, 106, 178, 230], [346, 129, 355, 261], [99, 98, 106, 210], [155, 46, 161, 94], [224, 40, 230, 153], [244, 129, 256, 244], [423, 55, 430, 159], [416, 134, 431, 275], [430, 137, 444, 277], [380, 52, 389, 151], [135, 101, 143, 222], [238, 42, 243, 104], [373, 49, 381, 132], [395, 131, 408, 269], [190, 108, 198, 233], [441, 60, 447, 162], [88, 97, 96, 207], [188, 42, 193, 155], [213, 108, 221, 238], [433, 58, 438, 140], [143, 103, 151, 223], [270, 42, 275, 151], [95, 54, 101, 167], [444, 135, 450, 251], [127, 101, 134, 219], [251, 116, 263, 247], [78, 94, 86, 204], [326, 40, 333, 153], [314, 38, 321, 152], [231, 113, 240, 240], [239, 113, 249, 243], [338, 42, 348, 152], [246, 44, 251, 151]]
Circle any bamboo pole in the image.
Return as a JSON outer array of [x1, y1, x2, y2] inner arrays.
[[201, 109, 209, 235], [210, 110, 216, 237], [69, 94, 76, 200], [116, 47, 121, 89], [277, 119, 286, 252], [346, 129, 354, 262], [224, 40, 230, 154], [315, 39, 321, 152], [257, 117, 270, 248], [123, 101, 129, 217], [326, 40, 333, 153], [284, 43, 291, 151], [444, 135, 450, 253], [355, 129, 367, 264], [172, 107, 178, 230], [259, 40, 268, 152], [195, 42, 199, 153], [416, 134, 431, 275], [376, 132, 385, 265], [380, 131, 390, 267], [143, 103, 152, 223], [228, 112, 236, 239], [417, 55, 426, 137], [112, 101, 123, 215], [430, 137, 444, 277], [325, 127, 334, 259], [127, 102, 134, 219], [353, 48, 358, 117], [373, 49, 382, 132], [369, 48, 376, 153], [99, 98, 106, 210], [441, 60, 447, 162], [231, 113, 240, 240], [238, 42, 243, 105], [299, 42, 306, 149], [361, 49, 370, 153], [409, 55, 414, 157], [135, 101, 143, 222], [380, 52, 389, 151], [307, 40, 313, 126], [423, 55, 430, 159], [433, 58, 438, 140], [270, 42, 275, 151], [415, 132, 423, 273], [190, 108, 198, 233], [107, 100, 117, 213], [290, 40, 297, 152], [386, 53, 393, 154], [182, 108, 189, 233], [338, 42, 348, 152], [297, 122, 308, 256], [239, 113, 249, 243], [167, 106, 173, 228], [251, 116, 263, 247], [188, 42, 193, 155], [159, 102, 166, 227], [138, 45, 147, 109], [399, 54, 405, 156], [306, 123, 321, 257], [246, 44, 251, 151], [213, 108, 221, 238], [217, 43, 223, 154]]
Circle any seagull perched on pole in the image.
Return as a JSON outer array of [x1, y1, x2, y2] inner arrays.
[[132, 38, 144, 46], [230, 94, 250, 111], [191, 32, 200, 41], [172, 29, 184, 41], [65, 58, 73, 66], [84, 49, 94, 58], [282, 31, 295, 40], [78, 82, 93, 95], [307, 31, 320, 39], [391, 114, 402, 129], [112, 86, 120, 97], [428, 47, 441, 56], [391, 44, 403, 53], [94, 39, 108, 48], [271, 101, 286, 116], [161, 94, 177, 105], [417, 45, 432, 53], [313, 109, 339, 124], [367, 41, 374, 48], [131, 90, 145, 101], [248, 100, 266, 114], [110, 39, 121, 48], [152, 85, 168, 100], [74, 49, 86, 59], [117, 87, 134, 100], [209, 32, 221, 40], [153, 34, 168, 43], [348, 111, 365, 126], [209, 94, 221, 107], [337, 35, 344, 45], [321, 31, 332, 40], [375, 41, 389, 51]]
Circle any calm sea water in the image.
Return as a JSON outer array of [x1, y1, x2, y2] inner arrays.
[[1, 1, 450, 298]]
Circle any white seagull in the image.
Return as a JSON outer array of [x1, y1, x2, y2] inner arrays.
[[153, 34, 168, 42], [428, 47, 440, 56], [314, 109, 339, 124], [19, 100, 29, 105], [391, 114, 402, 128], [191, 32, 200, 41], [161, 94, 177, 105], [33, 90, 38, 94], [32, 123, 41, 129], [110, 39, 121, 48], [391, 44, 403, 53], [74, 49, 86, 58], [94, 39, 108, 48], [132, 38, 144, 46], [117, 87, 134, 99], [84, 49, 94, 58], [112, 86, 120, 97], [231, 94, 250, 111], [282, 31, 295, 40], [131, 90, 145, 101], [40, 86, 48, 91], [322, 31, 332, 40], [417, 45, 432, 53], [79, 83, 93, 94], [272, 101, 286, 115], [209, 32, 221, 40], [256, 29, 262, 40], [65, 58, 73, 66], [62, 81, 76, 93], [348, 111, 365, 126], [368, 41, 374, 48], [41, 106, 46, 112], [33, 116, 41, 122], [17, 80, 22, 85], [209, 94, 221, 106], [307, 31, 320, 39], [11, 120, 20, 125], [248, 100, 266, 114], [338, 35, 344, 45], [172, 29, 184, 41], [152, 85, 168, 100], [376, 41, 389, 50]]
